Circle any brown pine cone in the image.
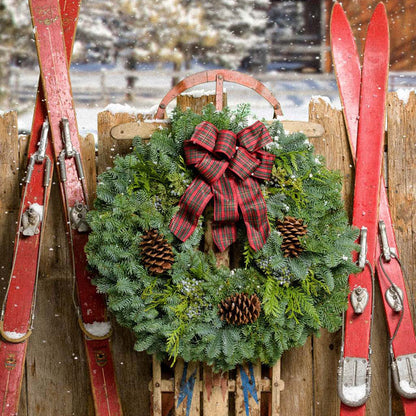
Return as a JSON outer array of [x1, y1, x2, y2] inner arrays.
[[139, 229, 174, 275], [218, 293, 261, 325], [277, 216, 307, 258]]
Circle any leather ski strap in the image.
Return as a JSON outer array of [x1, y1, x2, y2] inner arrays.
[[332, 3, 416, 414]]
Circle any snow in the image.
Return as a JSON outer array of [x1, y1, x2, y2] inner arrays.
[[341, 384, 367, 403], [3, 330, 26, 340], [83, 321, 112, 337], [180, 88, 225, 98], [3, 65, 416, 139], [396, 88, 415, 104], [311, 95, 336, 107], [399, 380, 416, 395], [104, 103, 140, 116]]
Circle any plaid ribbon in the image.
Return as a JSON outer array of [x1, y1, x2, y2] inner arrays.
[[169, 120, 275, 252]]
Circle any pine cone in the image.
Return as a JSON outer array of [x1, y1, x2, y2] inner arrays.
[[277, 216, 307, 258], [218, 293, 261, 325], [139, 229, 174, 275]]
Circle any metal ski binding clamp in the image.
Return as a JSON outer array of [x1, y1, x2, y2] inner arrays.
[[61, 118, 75, 157], [35, 119, 49, 162], [391, 351, 416, 399], [358, 226, 368, 269], [20, 205, 41, 236], [351, 286, 369, 314], [338, 356, 372, 407], [385, 284, 403, 312], [70, 201, 89, 232], [378, 220, 393, 262]]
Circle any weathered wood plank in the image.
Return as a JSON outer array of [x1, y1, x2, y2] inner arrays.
[[202, 364, 229, 416], [236, 364, 261, 416], [386, 91, 416, 416], [270, 361, 284, 416], [0, 111, 29, 415], [97, 110, 146, 175], [177, 92, 228, 115], [280, 339, 313, 416], [152, 355, 163, 416], [110, 120, 325, 142], [174, 359, 200, 416], [308, 98, 354, 416]]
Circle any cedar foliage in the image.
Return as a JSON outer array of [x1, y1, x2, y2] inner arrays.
[[86, 105, 359, 371]]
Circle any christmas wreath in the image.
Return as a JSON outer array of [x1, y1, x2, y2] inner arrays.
[[86, 104, 358, 371]]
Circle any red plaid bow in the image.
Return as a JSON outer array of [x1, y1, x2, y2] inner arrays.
[[169, 120, 276, 252]]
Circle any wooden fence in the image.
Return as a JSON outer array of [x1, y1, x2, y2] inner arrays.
[[0, 91, 415, 415]]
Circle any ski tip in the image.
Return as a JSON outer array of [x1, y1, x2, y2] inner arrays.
[[367, 1, 389, 46], [330, 2, 345, 25], [373, 2, 388, 24], [330, 2, 349, 39]]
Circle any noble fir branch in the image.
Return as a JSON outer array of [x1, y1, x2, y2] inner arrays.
[[86, 105, 357, 371]]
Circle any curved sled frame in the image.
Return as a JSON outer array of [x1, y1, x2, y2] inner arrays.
[[155, 69, 283, 119]]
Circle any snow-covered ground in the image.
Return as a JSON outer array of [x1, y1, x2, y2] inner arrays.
[[4, 63, 416, 138]]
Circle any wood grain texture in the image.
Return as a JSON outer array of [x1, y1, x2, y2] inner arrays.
[[97, 111, 148, 175], [386, 91, 416, 416], [308, 98, 354, 416], [280, 339, 313, 416], [0, 112, 29, 415], [1, 91, 415, 414], [177, 93, 228, 115], [202, 364, 229, 416]]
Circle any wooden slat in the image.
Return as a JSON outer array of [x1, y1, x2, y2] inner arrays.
[[202, 364, 229, 416], [235, 364, 261, 416], [0, 112, 29, 414], [308, 98, 353, 415], [174, 359, 200, 416], [386, 91, 416, 416], [110, 120, 325, 142], [177, 92, 228, 115], [152, 355, 162, 416], [97, 110, 147, 175], [270, 360, 284, 416]]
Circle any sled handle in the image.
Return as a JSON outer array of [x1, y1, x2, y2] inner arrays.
[[155, 69, 283, 119]]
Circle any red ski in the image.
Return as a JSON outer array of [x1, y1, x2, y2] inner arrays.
[[0, 0, 122, 414], [0, 3, 79, 414], [332, 2, 416, 415], [331, 3, 390, 415]]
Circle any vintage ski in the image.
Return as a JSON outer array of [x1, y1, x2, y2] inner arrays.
[[0, 2, 80, 415], [330, 3, 390, 414], [25, 0, 123, 414], [331, 3, 416, 414]]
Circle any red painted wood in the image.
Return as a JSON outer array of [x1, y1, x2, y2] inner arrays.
[[0, 342, 27, 416], [155, 69, 283, 119], [85, 339, 123, 415], [29, 0, 106, 324], [332, 3, 416, 414], [345, 0, 389, 359], [25, 0, 123, 414], [334, 1, 416, 363], [0, 2, 80, 415]]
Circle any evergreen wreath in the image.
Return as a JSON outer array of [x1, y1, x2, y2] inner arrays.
[[86, 104, 359, 371]]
